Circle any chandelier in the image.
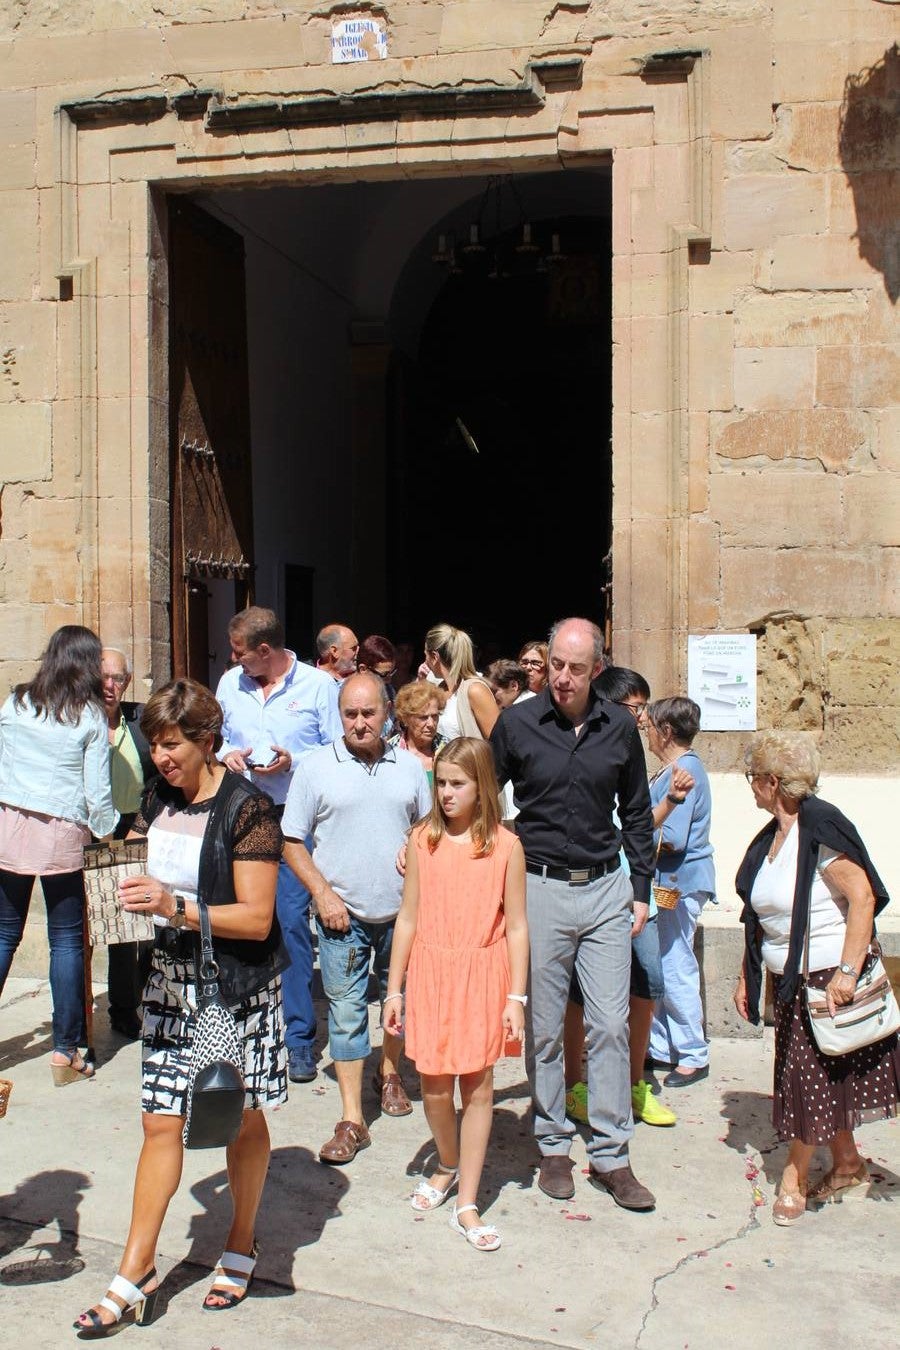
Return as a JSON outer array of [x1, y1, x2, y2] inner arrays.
[[431, 176, 565, 279]]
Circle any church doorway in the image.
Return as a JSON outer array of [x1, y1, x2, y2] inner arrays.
[[168, 167, 612, 682]]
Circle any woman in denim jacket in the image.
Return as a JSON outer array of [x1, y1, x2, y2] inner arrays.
[[645, 697, 716, 1087], [0, 625, 116, 1085]]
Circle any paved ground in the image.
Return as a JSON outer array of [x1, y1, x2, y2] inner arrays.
[[1, 976, 898, 1350]]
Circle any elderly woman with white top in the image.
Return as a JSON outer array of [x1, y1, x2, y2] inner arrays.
[[0, 625, 116, 1086], [733, 730, 897, 1226], [645, 697, 716, 1088]]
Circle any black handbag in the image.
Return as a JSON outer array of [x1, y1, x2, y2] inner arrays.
[[182, 901, 246, 1150]]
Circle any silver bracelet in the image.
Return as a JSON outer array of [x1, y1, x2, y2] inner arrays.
[[383, 992, 403, 1003]]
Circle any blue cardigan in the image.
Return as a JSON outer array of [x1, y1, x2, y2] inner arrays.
[[650, 749, 716, 898]]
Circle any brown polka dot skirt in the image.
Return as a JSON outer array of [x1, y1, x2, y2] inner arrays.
[[773, 960, 900, 1145]]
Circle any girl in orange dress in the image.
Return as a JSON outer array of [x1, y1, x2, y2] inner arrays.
[[385, 738, 528, 1252]]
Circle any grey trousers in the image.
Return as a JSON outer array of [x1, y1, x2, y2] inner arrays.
[[525, 867, 633, 1172]]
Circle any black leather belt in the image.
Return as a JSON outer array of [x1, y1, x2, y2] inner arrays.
[[525, 859, 620, 885]]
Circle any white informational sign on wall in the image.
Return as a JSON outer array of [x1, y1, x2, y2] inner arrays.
[[331, 17, 388, 63], [687, 633, 758, 731]]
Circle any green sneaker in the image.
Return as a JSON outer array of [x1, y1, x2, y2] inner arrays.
[[632, 1079, 677, 1127], [565, 1081, 589, 1124]]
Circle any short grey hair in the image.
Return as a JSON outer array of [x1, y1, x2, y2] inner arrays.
[[547, 618, 605, 667], [338, 670, 389, 713], [101, 646, 133, 677]]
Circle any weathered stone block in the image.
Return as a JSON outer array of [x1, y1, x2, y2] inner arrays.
[[816, 345, 900, 409], [0, 301, 57, 402], [0, 189, 39, 302], [721, 547, 880, 626], [734, 347, 815, 410], [629, 316, 669, 414], [843, 473, 900, 547], [713, 408, 870, 472], [688, 250, 754, 315], [705, 23, 774, 141], [689, 314, 734, 413], [734, 291, 871, 347], [687, 518, 720, 630], [723, 174, 826, 251], [774, 41, 852, 103], [630, 413, 669, 520], [771, 234, 883, 289], [872, 409, 900, 472], [778, 102, 842, 173], [824, 707, 900, 773], [438, 1, 547, 52], [712, 471, 843, 547], [689, 412, 710, 513], [0, 401, 52, 481]]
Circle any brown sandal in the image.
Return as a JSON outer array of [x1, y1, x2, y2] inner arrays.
[[807, 1162, 870, 1206], [318, 1120, 371, 1164], [372, 1071, 413, 1117]]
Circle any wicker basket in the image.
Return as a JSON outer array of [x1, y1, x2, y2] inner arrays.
[[0, 1077, 12, 1119], [652, 883, 681, 911]]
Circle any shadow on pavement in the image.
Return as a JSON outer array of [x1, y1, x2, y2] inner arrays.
[[0, 1168, 91, 1286]]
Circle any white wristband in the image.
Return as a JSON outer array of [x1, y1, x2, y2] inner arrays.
[[506, 993, 528, 1006], [383, 992, 403, 1003]]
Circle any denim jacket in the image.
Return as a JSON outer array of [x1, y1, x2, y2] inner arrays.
[[0, 693, 117, 836]]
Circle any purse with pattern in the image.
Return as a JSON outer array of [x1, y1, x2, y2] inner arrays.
[[83, 839, 156, 946], [182, 900, 246, 1149]]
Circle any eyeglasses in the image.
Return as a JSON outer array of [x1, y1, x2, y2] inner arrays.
[[520, 659, 545, 670], [744, 771, 774, 784], [617, 701, 648, 719], [102, 673, 128, 686]]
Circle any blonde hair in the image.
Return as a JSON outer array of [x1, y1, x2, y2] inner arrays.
[[744, 730, 820, 801], [393, 680, 447, 727], [424, 623, 478, 691], [424, 737, 501, 856]]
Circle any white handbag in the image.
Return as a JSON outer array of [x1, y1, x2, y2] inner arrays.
[[804, 924, 900, 1057]]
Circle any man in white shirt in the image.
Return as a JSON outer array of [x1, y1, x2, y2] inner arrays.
[[282, 671, 431, 1164], [216, 606, 341, 1084]]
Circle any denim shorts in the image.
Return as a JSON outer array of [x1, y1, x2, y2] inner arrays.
[[316, 912, 396, 1061], [569, 915, 663, 1004]]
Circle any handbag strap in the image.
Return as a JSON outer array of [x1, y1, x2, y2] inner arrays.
[[195, 900, 222, 1010]]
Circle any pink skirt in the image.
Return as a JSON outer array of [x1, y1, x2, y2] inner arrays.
[[0, 803, 89, 875]]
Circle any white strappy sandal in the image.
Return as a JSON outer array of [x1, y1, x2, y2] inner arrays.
[[448, 1203, 502, 1252], [202, 1244, 258, 1312], [410, 1164, 459, 1211], [73, 1268, 159, 1336]]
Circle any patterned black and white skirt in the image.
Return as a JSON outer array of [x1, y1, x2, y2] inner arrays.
[[141, 949, 288, 1116]]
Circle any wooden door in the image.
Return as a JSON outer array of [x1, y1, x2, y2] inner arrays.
[[169, 198, 255, 685]]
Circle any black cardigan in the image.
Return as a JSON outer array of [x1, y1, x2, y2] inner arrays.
[[142, 771, 288, 1005], [735, 794, 890, 1023]]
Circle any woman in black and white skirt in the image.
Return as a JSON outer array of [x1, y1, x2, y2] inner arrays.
[[733, 729, 898, 1227], [74, 680, 287, 1337]]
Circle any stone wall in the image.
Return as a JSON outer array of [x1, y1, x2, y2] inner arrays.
[[0, 0, 896, 770]]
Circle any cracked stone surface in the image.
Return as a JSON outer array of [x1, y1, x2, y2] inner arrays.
[[1, 975, 898, 1348]]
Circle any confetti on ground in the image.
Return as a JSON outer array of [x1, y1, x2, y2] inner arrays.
[[562, 1211, 592, 1221], [753, 1187, 766, 1207], [763, 1259, 775, 1268], [724, 1284, 736, 1291]]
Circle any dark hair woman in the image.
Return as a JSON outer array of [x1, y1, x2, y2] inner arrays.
[[74, 678, 288, 1335], [0, 625, 116, 1087]]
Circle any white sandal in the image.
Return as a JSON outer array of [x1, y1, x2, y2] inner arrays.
[[449, 1203, 501, 1252], [411, 1164, 459, 1211], [202, 1245, 258, 1311]]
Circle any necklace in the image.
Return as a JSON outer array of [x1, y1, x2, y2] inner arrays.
[[766, 820, 796, 863]]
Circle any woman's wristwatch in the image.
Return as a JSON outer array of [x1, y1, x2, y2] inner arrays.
[[837, 962, 858, 979], [170, 894, 188, 930]]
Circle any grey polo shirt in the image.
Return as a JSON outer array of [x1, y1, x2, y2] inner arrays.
[[282, 738, 432, 923]]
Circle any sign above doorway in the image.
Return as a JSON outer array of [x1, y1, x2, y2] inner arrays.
[[331, 16, 388, 63]]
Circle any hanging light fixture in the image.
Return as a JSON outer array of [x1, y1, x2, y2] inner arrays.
[[431, 177, 561, 278]]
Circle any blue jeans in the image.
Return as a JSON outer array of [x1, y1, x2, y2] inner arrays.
[[316, 912, 395, 1062], [649, 891, 711, 1069], [275, 859, 316, 1052], [0, 869, 86, 1051]]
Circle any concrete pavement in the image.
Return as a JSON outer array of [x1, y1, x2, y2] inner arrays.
[[1, 975, 898, 1349]]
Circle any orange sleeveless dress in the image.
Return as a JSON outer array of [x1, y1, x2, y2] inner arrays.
[[405, 825, 517, 1076]]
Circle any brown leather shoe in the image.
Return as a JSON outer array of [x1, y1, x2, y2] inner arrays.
[[372, 1071, 413, 1117], [319, 1120, 371, 1164], [589, 1163, 655, 1211], [538, 1155, 576, 1200]]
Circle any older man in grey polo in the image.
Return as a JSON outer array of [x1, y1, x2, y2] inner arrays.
[[282, 671, 431, 1165], [491, 618, 656, 1211]]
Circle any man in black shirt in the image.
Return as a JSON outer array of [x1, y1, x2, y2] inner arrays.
[[491, 618, 656, 1210]]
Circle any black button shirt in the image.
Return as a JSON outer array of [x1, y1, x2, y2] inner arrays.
[[490, 688, 655, 904]]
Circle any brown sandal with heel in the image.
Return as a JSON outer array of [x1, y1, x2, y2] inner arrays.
[[807, 1162, 870, 1205]]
